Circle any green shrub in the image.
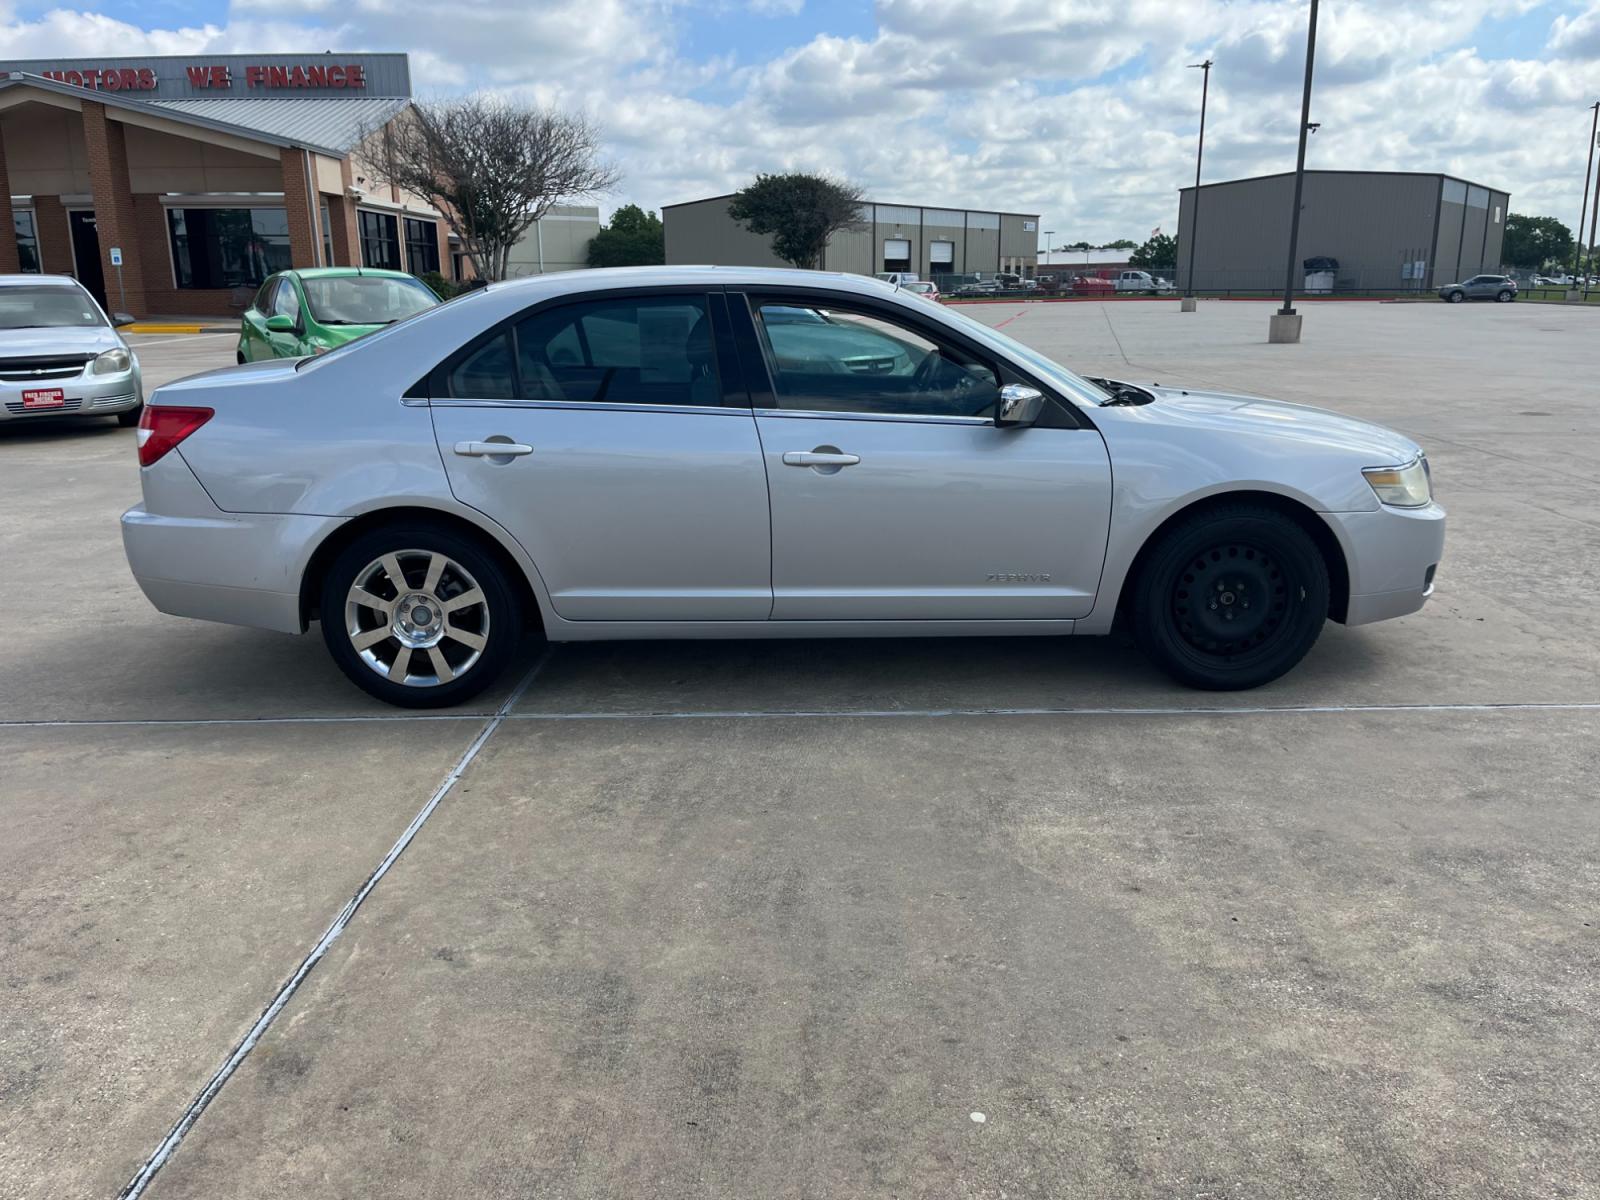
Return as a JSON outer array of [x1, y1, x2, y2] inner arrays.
[[419, 270, 456, 300]]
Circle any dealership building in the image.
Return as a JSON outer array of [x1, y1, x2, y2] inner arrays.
[[0, 53, 599, 315], [664, 194, 1041, 278], [1176, 170, 1512, 293]]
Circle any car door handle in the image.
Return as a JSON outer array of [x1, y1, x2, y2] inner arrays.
[[454, 440, 534, 457], [782, 450, 860, 467]]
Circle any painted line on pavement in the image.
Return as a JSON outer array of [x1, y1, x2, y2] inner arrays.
[[507, 700, 1600, 721], [8, 699, 1600, 732], [116, 652, 550, 1200]]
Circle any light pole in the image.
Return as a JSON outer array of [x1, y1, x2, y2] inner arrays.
[[1042, 229, 1054, 271], [1181, 57, 1213, 312], [1570, 102, 1598, 296], [1271, 0, 1320, 344]]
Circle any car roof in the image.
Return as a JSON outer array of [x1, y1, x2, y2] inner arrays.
[[287, 267, 420, 281], [0, 273, 82, 288], [474, 265, 902, 303]]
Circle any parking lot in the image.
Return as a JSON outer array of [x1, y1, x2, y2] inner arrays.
[[3, 301, 1597, 1198]]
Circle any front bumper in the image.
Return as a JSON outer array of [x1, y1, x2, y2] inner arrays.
[[121, 451, 344, 634], [0, 369, 141, 420], [1324, 501, 1446, 626]]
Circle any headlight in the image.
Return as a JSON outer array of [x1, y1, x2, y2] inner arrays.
[[91, 348, 132, 375], [1363, 456, 1431, 508]]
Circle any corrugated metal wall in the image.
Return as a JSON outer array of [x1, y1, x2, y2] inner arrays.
[[1177, 172, 1504, 292]]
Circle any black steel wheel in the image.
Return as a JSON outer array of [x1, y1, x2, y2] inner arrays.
[[116, 403, 143, 427], [1131, 503, 1330, 690]]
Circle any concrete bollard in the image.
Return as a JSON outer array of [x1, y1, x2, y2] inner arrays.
[[1268, 312, 1303, 344], [1180, 296, 1197, 312]]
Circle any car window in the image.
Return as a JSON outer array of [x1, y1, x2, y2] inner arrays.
[[252, 278, 276, 314], [751, 300, 999, 419], [514, 295, 718, 406], [272, 279, 301, 323], [0, 285, 107, 329], [447, 332, 518, 400], [302, 275, 437, 326]]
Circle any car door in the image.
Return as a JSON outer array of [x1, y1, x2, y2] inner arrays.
[[732, 290, 1112, 621], [267, 276, 307, 357], [239, 278, 276, 361], [427, 289, 772, 622]]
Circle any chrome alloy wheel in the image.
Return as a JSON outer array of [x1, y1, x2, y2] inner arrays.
[[343, 549, 490, 687]]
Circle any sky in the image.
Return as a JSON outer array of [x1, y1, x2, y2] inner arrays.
[[5, 0, 1600, 246]]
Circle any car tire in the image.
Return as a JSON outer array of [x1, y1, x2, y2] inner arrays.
[[236, 350, 247, 365], [116, 403, 143, 428], [1446, 291, 1465, 303], [1130, 503, 1330, 691], [1496, 290, 1514, 302], [319, 523, 522, 708]]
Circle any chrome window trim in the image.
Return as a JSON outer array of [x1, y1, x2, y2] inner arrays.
[[753, 407, 993, 427], [429, 397, 748, 418]]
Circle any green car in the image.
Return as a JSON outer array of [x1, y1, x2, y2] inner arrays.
[[236, 267, 440, 363]]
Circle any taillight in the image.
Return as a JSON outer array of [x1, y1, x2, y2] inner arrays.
[[136, 405, 213, 467]]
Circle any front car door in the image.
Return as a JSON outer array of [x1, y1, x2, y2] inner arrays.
[[267, 276, 307, 357], [427, 289, 772, 622], [239, 278, 277, 361], [730, 290, 1112, 621]]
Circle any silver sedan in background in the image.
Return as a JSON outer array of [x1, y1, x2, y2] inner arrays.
[[122, 267, 1444, 707], [0, 275, 142, 424]]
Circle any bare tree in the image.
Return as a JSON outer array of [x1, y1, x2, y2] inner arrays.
[[356, 97, 618, 281]]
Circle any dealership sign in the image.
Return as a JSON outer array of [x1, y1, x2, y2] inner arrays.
[[36, 62, 369, 92], [2, 53, 408, 99]]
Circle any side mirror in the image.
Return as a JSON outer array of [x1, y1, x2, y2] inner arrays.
[[995, 383, 1044, 428], [264, 314, 296, 333], [111, 312, 137, 328]]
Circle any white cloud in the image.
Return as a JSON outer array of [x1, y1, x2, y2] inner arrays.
[[2, 0, 1597, 242]]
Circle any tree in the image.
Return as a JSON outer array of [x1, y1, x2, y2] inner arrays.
[[1130, 232, 1177, 273], [586, 204, 664, 268], [1104, 239, 1138, 250], [1065, 240, 1094, 251], [1500, 213, 1572, 271], [726, 172, 865, 269], [355, 96, 618, 281]]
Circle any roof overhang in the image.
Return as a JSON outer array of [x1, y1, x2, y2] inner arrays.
[[0, 72, 347, 157]]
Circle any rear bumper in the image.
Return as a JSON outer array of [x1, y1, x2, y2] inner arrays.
[[121, 452, 343, 635], [1324, 501, 1446, 627]]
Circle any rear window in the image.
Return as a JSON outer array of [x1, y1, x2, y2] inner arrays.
[[302, 275, 437, 326]]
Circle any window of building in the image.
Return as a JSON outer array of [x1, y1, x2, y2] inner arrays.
[[752, 300, 998, 419], [321, 203, 334, 266], [403, 217, 440, 275], [167, 208, 291, 290], [13, 211, 40, 273], [359, 210, 401, 271]]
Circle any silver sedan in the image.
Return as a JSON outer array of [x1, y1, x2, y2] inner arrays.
[[122, 267, 1445, 707], [0, 275, 142, 424]]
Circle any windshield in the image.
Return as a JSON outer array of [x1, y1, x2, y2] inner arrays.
[[301, 275, 438, 326], [933, 303, 1113, 404], [0, 286, 106, 330]]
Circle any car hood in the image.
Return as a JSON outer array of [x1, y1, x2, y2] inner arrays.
[[0, 324, 121, 356], [1138, 384, 1422, 465]]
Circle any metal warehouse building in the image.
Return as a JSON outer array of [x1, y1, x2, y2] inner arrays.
[[1176, 170, 1511, 294], [664, 194, 1040, 279]]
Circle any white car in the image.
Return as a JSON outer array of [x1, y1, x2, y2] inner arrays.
[[0, 275, 142, 425], [1111, 270, 1172, 294], [122, 267, 1444, 707]]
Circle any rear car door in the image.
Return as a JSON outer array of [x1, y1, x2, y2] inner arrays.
[[427, 289, 772, 621], [732, 290, 1112, 621]]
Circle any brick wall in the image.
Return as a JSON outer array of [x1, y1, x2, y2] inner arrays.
[[33, 197, 75, 275], [278, 147, 319, 268], [81, 102, 148, 311], [0, 140, 18, 275]]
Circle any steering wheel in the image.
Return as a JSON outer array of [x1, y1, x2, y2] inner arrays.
[[912, 350, 943, 391]]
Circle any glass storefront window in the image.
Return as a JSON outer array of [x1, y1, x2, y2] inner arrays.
[[403, 217, 439, 274], [359, 210, 401, 271], [321, 202, 334, 266], [167, 207, 292, 289], [14, 211, 40, 273]]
